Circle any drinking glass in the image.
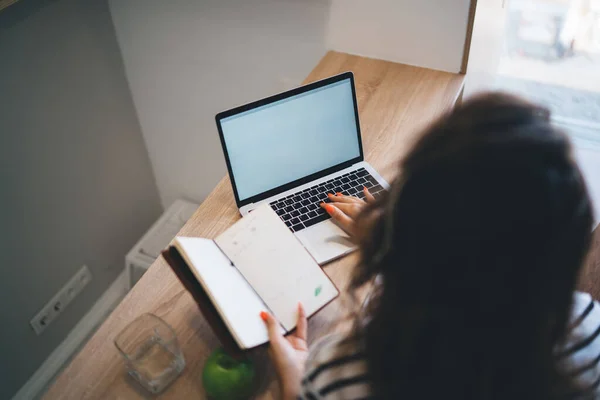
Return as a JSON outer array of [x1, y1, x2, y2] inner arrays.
[[114, 313, 185, 394]]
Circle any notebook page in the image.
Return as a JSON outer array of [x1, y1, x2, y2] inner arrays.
[[174, 237, 276, 349], [215, 205, 338, 331]]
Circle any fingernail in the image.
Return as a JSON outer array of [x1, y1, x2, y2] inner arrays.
[[363, 186, 368, 192], [336, 192, 342, 196], [327, 193, 334, 197], [325, 204, 334, 213], [260, 311, 268, 321]]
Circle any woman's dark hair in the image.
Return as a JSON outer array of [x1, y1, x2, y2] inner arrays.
[[351, 93, 594, 399]]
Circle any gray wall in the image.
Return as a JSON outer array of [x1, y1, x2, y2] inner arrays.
[[0, 0, 162, 398]]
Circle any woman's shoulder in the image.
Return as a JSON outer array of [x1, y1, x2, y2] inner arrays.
[[299, 333, 371, 399], [564, 292, 600, 358], [557, 291, 600, 395]]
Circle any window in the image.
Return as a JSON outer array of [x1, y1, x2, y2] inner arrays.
[[496, 0, 600, 149]]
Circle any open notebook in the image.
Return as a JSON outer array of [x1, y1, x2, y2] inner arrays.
[[163, 205, 339, 351]]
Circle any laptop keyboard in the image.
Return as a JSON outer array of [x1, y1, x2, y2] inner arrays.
[[269, 167, 385, 232]]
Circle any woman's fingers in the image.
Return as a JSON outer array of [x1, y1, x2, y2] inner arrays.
[[321, 203, 355, 234], [295, 303, 307, 341], [327, 202, 362, 219], [363, 186, 376, 203], [261, 311, 282, 342], [327, 193, 363, 204]]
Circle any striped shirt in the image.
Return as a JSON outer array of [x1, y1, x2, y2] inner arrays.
[[299, 291, 600, 399]]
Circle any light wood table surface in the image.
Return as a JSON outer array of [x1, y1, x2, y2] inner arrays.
[[44, 51, 465, 399]]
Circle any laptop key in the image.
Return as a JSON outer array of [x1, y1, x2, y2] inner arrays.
[[371, 184, 383, 192], [276, 208, 285, 216], [290, 217, 300, 225], [300, 214, 309, 221], [341, 183, 351, 190], [364, 181, 374, 188], [285, 206, 294, 213], [299, 206, 308, 214], [309, 196, 320, 203], [308, 210, 318, 218], [290, 210, 300, 217], [285, 199, 294, 205], [291, 223, 304, 232], [301, 199, 310, 206], [304, 213, 330, 228], [307, 203, 317, 211], [357, 169, 368, 177], [293, 195, 302, 202], [282, 213, 292, 221], [301, 192, 311, 199], [293, 203, 304, 210], [341, 177, 350, 183], [285, 220, 293, 227]]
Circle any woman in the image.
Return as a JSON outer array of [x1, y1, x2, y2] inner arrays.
[[261, 93, 598, 399]]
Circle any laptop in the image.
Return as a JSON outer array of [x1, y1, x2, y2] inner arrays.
[[215, 72, 389, 265]]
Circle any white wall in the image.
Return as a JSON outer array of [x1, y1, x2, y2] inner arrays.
[[108, 0, 332, 208], [326, 0, 472, 73], [109, 0, 474, 207]]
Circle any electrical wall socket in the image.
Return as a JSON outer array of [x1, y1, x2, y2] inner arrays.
[[30, 265, 93, 335]]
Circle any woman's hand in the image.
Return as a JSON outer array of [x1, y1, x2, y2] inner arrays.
[[261, 303, 308, 400], [321, 187, 376, 236]]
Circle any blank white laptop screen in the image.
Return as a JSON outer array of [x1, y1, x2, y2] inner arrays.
[[220, 78, 361, 201]]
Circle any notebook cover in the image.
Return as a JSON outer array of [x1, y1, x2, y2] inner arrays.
[[162, 246, 244, 357]]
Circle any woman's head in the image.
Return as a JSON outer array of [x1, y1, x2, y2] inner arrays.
[[353, 93, 594, 398]]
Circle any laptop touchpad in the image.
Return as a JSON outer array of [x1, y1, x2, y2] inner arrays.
[[296, 220, 355, 265]]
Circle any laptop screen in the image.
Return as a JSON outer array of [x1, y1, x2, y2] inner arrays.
[[219, 77, 361, 202]]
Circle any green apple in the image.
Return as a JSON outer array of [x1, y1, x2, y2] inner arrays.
[[202, 348, 255, 399]]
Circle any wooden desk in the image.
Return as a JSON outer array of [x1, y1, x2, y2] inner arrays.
[[44, 51, 465, 399]]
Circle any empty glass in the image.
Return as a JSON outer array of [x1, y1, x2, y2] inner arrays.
[[114, 313, 185, 394]]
